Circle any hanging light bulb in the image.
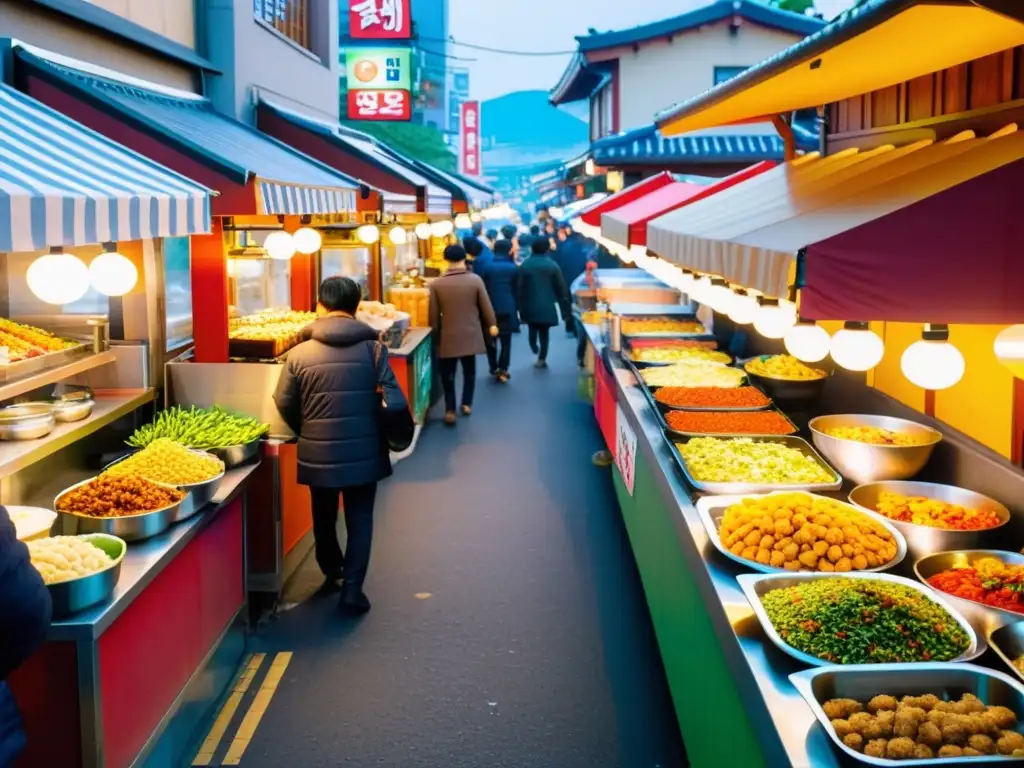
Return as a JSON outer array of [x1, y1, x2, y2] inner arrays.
[[355, 224, 380, 245], [995, 325, 1024, 378], [704, 278, 733, 313], [753, 297, 797, 339], [264, 230, 296, 260], [901, 324, 965, 390], [727, 288, 758, 325], [389, 226, 408, 245], [89, 242, 138, 297], [414, 222, 432, 240], [690, 274, 711, 303], [431, 220, 454, 238], [292, 227, 323, 255], [27, 247, 90, 305], [785, 319, 831, 363], [830, 321, 884, 371], [454, 213, 472, 229], [470, 212, 483, 222]]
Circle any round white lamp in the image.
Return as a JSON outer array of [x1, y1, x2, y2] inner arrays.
[[995, 325, 1024, 379], [292, 227, 323, 255], [830, 321, 884, 371], [389, 226, 408, 245], [901, 324, 965, 390], [414, 222, 433, 240], [727, 288, 758, 325], [753, 297, 798, 339], [356, 224, 380, 245], [89, 243, 138, 296], [27, 248, 90, 305], [431, 220, 454, 238], [454, 213, 472, 229], [705, 278, 733, 314], [264, 231, 296, 260], [784, 320, 831, 363]]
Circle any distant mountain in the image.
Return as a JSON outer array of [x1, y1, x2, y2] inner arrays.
[[481, 90, 588, 168]]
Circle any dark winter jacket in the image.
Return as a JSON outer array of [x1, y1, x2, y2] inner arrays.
[[0, 506, 52, 766], [554, 232, 591, 287], [468, 244, 494, 279], [274, 315, 406, 488], [483, 255, 520, 333], [518, 255, 570, 327]]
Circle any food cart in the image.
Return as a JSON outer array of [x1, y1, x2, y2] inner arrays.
[[574, 4, 1024, 765]]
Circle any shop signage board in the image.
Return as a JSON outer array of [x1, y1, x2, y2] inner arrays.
[[460, 100, 481, 176], [346, 49, 412, 121], [349, 0, 412, 39], [615, 403, 637, 495]]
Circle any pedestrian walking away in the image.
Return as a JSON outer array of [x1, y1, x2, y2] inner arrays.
[[464, 237, 498, 374], [274, 276, 409, 615], [483, 238, 520, 383], [518, 237, 570, 368], [429, 244, 498, 424]]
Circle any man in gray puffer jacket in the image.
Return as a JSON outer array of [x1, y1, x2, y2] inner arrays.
[[274, 277, 408, 615]]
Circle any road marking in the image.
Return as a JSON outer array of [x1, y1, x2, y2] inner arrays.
[[222, 651, 293, 766], [192, 653, 266, 766]]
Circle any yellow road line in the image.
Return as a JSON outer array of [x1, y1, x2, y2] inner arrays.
[[192, 653, 267, 766], [222, 651, 293, 766]]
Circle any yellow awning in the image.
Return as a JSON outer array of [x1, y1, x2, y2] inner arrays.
[[656, 0, 1024, 136], [645, 126, 1024, 297]]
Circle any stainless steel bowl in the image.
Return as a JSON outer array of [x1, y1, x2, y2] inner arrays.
[[695, 492, 907, 575], [42, 533, 126, 618], [741, 356, 832, 405], [809, 414, 942, 484], [914, 550, 1024, 651], [54, 477, 184, 542], [849, 481, 1011, 561], [790, 662, 1024, 767], [208, 439, 262, 468], [50, 398, 94, 423], [103, 449, 225, 523], [0, 403, 55, 441], [990, 623, 1024, 685], [737, 571, 979, 667]]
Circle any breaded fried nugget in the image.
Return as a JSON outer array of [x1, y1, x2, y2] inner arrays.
[[823, 698, 863, 720], [842, 733, 864, 752], [885, 737, 916, 759], [864, 739, 887, 758], [916, 721, 942, 749], [867, 694, 898, 714], [967, 733, 995, 754], [894, 707, 925, 739]]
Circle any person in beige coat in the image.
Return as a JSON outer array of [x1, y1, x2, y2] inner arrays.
[[429, 244, 498, 425]]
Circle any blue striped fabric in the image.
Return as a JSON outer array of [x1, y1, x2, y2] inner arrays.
[[0, 82, 211, 252]]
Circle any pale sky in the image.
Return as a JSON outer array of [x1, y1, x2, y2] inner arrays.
[[448, 0, 857, 102]]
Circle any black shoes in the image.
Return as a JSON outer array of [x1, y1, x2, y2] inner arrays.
[[339, 587, 371, 615]]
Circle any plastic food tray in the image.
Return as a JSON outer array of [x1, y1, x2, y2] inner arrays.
[[667, 434, 842, 494], [737, 571, 979, 668], [695, 492, 907, 575]]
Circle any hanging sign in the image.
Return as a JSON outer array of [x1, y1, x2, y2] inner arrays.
[[460, 100, 481, 176], [349, 0, 412, 39], [346, 49, 412, 121]]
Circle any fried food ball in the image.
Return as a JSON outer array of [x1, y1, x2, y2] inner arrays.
[[967, 733, 995, 754], [913, 743, 934, 759], [864, 739, 887, 758], [941, 717, 969, 746], [998, 730, 1024, 755], [978, 711, 1003, 734], [831, 719, 853, 738], [848, 712, 874, 734], [916, 720, 943, 749], [875, 710, 895, 738], [927, 710, 948, 727], [842, 733, 864, 752], [868, 694, 898, 714], [902, 694, 940, 712], [861, 717, 886, 741], [937, 744, 963, 757], [823, 699, 864, 720], [933, 700, 958, 713], [885, 737, 916, 759], [957, 693, 986, 714], [987, 705, 1018, 730], [894, 706, 926, 738], [962, 746, 983, 756]]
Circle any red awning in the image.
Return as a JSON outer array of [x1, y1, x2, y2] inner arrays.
[[602, 161, 777, 248], [577, 171, 675, 227]]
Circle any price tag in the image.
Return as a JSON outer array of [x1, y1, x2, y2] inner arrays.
[[615, 403, 637, 496]]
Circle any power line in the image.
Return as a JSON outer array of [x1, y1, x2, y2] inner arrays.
[[419, 36, 577, 57]]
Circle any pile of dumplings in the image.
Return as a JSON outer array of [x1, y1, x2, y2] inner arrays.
[[28, 536, 113, 585]]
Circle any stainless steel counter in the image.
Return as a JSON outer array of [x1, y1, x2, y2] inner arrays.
[[389, 327, 431, 357], [48, 463, 260, 642], [587, 325, 835, 767]]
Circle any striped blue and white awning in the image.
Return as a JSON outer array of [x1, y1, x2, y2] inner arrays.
[[0, 82, 211, 253], [257, 181, 356, 217]]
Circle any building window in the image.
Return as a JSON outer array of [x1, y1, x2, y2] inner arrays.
[[254, 0, 309, 51], [713, 66, 748, 85]]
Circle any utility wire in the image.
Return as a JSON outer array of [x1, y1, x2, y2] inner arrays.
[[418, 35, 577, 56]]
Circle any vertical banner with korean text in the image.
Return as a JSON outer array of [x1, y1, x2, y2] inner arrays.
[[349, 0, 413, 39], [460, 100, 481, 177]]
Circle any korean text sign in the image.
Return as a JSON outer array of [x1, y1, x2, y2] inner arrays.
[[346, 48, 412, 121], [460, 100, 481, 177], [349, 0, 412, 39]]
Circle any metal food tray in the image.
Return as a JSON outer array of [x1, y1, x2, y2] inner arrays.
[[54, 476, 185, 542], [209, 438, 262, 468], [104, 449, 226, 523], [668, 434, 842, 494], [45, 533, 126, 618], [990, 623, 1024, 686], [790, 662, 1024, 766], [652, 383, 772, 413], [695, 492, 907, 575], [626, 350, 732, 368], [737, 571, 979, 668], [0, 341, 86, 372], [659, 407, 798, 440]]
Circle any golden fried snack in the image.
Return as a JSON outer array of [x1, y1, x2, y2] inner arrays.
[[57, 475, 185, 518], [823, 699, 863, 720]]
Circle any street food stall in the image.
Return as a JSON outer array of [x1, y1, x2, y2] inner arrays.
[[575, 4, 1024, 765]]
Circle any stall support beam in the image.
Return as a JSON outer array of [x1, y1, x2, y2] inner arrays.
[[191, 218, 229, 363], [284, 216, 315, 312], [771, 114, 796, 162]]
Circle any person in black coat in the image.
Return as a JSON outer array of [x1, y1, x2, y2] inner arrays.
[[518, 237, 570, 368], [0, 506, 52, 766], [483, 239, 520, 382], [274, 276, 408, 615]]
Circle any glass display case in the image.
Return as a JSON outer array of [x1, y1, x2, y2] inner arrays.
[[164, 236, 193, 352], [320, 246, 371, 298]]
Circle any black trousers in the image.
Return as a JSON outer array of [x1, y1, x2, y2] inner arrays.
[[485, 339, 498, 373], [310, 483, 378, 588], [528, 325, 550, 361], [575, 317, 588, 364], [439, 355, 476, 411], [497, 332, 512, 371]]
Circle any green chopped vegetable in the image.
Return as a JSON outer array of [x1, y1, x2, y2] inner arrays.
[[677, 437, 833, 485], [128, 406, 269, 450]]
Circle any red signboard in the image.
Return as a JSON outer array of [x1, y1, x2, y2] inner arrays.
[[349, 0, 412, 39], [347, 89, 412, 121], [460, 100, 481, 177]]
